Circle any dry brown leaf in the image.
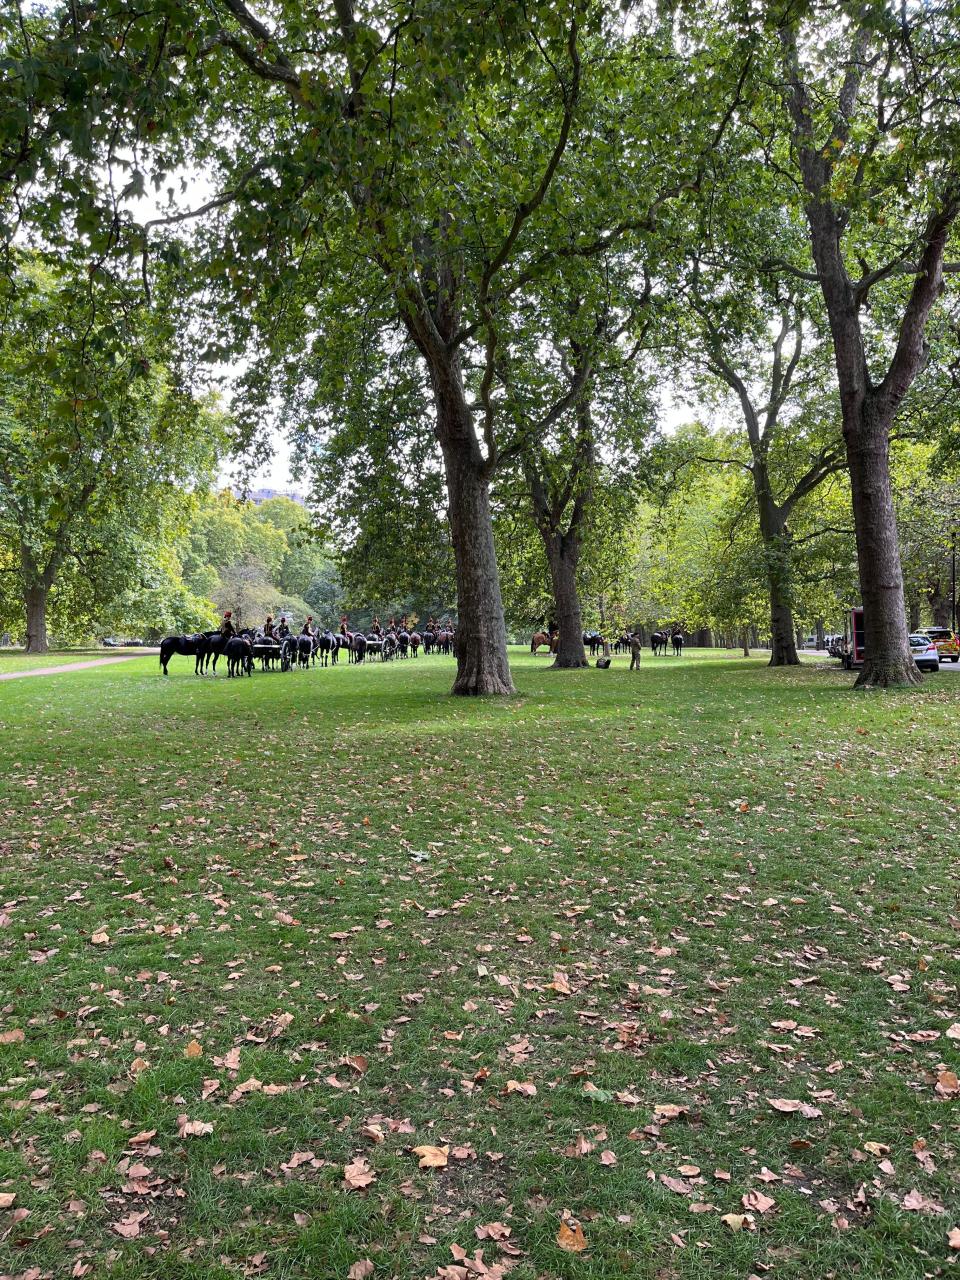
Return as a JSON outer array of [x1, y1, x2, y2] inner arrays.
[[176, 1115, 213, 1138], [475, 1221, 511, 1240], [599, 1150, 618, 1166], [948, 1227, 960, 1250], [0, 1193, 16, 1209], [90, 931, 110, 946], [742, 1189, 776, 1214], [343, 1156, 376, 1190], [112, 1210, 149, 1239], [347, 1263, 374, 1279], [556, 1218, 587, 1253], [504, 1080, 537, 1097], [767, 1097, 822, 1118], [903, 1189, 945, 1214], [935, 1070, 958, 1097], [412, 1145, 449, 1169], [721, 1212, 754, 1232], [0, 1029, 24, 1045], [184, 1039, 203, 1059]]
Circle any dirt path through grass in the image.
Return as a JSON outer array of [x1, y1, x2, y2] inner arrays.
[[0, 654, 147, 680]]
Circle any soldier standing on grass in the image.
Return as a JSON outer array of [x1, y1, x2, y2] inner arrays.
[[630, 633, 642, 670]]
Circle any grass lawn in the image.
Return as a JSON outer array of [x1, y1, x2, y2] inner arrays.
[[0, 647, 958, 1280]]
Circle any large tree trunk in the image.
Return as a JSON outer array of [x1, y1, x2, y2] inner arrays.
[[434, 378, 514, 695], [756, 477, 800, 668], [543, 535, 588, 669], [845, 403, 921, 686], [24, 583, 50, 654]]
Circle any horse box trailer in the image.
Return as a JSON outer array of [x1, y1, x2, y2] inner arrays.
[[840, 606, 865, 670]]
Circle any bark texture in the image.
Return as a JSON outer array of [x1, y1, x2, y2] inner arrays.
[[24, 583, 50, 654], [435, 375, 515, 696], [544, 535, 588, 668]]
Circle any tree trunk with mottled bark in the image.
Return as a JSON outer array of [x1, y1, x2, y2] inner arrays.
[[844, 402, 920, 686], [543, 534, 588, 668], [433, 376, 515, 696], [24, 583, 50, 654]]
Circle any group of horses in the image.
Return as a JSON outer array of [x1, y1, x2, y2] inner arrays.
[[530, 628, 686, 658], [159, 623, 457, 677]]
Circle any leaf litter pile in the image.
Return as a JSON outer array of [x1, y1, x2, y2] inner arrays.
[[0, 651, 958, 1279]]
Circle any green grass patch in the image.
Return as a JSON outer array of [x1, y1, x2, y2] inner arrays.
[[0, 647, 957, 1278]]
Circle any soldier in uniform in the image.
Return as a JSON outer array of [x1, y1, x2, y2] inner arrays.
[[629, 633, 643, 670], [220, 610, 236, 638], [276, 616, 290, 639], [263, 614, 275, 639], [301, 615, 315, 637]]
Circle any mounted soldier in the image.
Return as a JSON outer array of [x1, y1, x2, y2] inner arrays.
[[220, 610, 236, 639]]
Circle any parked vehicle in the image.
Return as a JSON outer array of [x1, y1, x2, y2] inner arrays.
[[921, 626, 960, 663], [908, 634, 940, 672]]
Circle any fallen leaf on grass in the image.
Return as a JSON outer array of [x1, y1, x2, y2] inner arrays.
[[504, 1080, 537, 1097], [176, 1115, 213, 1138], [228, 1077, 262, 1103], [557, 1217, 587, 1252], [935, 1070, 958, 1098], [600, 1150, 617, 1166], [184, 1039, 203, 1059], [347, 1263, 374, 1279], [0, 1029, 24, 1045], [343, 1157, 376, 1190], [475, 1222, 511, 1240], [0, 1193, 16, 1208], [282, 1151, 315, 1171], [742, 1190, 776, 1214], [113, 1210, 150, 1239], [412, 1145, 449, 1169], [949, 1227, 960, 1249], [653, 1103, 688, 1120], [767, 1097, 822, 1118], [721, 1213, 754, 1232], [903, 1189, 945, 1214]]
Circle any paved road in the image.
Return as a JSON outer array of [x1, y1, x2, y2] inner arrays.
[[0, 655, 146, 682]]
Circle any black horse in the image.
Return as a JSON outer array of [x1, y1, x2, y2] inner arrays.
[[296, 634, 314, 668], [422, 629, 436, 655], [225, 634, 254, 678], [159, 632, 210, 676], [316, 629, 339, 667], [651, 631, 668, 656], [672, 631, 685, 656], [409, 631, 421, 657]]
